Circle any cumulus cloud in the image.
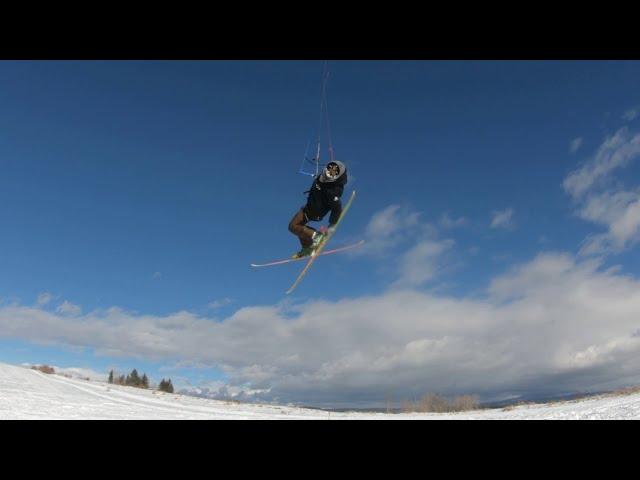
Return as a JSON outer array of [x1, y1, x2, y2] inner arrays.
[[570, 137, 583, 154], [357, 204, 456, 287], [207, 298, 234, 310], [563, 127, 640, 255], [36, 292, 54, 306], [3, 251, 640, 407], [56, 301, 82, 316], [623, 107, 640, 122], [394, 239, 455, 288], [490, 208, 515, 229], [563, 127, 640, 200], [577, 190, 640, 255], [358, 204, 421, 256], [439, 213, 467, 229]]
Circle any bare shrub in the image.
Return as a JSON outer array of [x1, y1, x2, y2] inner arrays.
[[402, 393, 480, 413], [401, 400, 417, 413], [451, 394, 480, 411], [609, 385, 640, 397], [419, 393, 450, 413], [31, 365, 55, 374], [503, 400, 536, 411]]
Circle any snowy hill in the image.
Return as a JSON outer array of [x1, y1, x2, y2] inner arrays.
[[2, 362, 640, 419]]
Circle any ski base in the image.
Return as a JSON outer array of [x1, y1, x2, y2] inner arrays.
[[250, 240, 364, 268]]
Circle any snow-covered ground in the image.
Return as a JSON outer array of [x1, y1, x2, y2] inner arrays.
[[1, 362, 639, 419]]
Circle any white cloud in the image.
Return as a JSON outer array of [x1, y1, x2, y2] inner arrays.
[[56, 301, 82, 316], [4, 251, 640, 406], [570, 137, 583, 154], [36, 292, 54, 306], [357, 205, 456, 287], [394, 239, 455, 287], [153, 272, 162, 279], [563, 127, 640, 200], [578, 233, 611, 257], [439, 213, 467, 229], [577, 190, 640, 254], [207, 298, 233, 310], [491, 208, 515, 229], [623, 107, 640, 122], [563, 127, 640, 256], [358, 204, 421, 256]]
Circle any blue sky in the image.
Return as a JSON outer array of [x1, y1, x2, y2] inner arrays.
[[2, 61, 640, 407]]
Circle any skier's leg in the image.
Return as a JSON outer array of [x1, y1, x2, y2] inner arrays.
[[288, 208, 315, 247]]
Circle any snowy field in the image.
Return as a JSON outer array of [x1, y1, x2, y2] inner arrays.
[[1, 362, 639, 419]]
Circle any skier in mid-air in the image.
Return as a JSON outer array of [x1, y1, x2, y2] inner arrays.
[[288, 160, 348, 258]]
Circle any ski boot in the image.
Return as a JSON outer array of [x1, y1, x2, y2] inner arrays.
[[292, 245, 314, 259], [311, 229, 327, 249]]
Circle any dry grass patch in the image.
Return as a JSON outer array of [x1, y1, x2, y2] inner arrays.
[[31, 365, 55, 374], [605, 385, 640, 398], [402, 393, 480, 413]]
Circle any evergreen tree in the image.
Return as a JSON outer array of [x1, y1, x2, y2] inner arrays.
[[142, 373, 149, 389], [108, 370, 114, 384], [129, 369, 140, 386], [118, 374, 126, 385], [158, 378, 174, 393]]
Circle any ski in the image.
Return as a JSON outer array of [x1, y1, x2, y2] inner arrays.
[[251, 239, 364, 268], [286, 190, 357, 294]]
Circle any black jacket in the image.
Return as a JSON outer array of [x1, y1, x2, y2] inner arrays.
[[303, 161, 348, 225]]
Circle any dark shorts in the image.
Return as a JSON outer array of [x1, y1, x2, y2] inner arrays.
[[302, 206, 323, 222]]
